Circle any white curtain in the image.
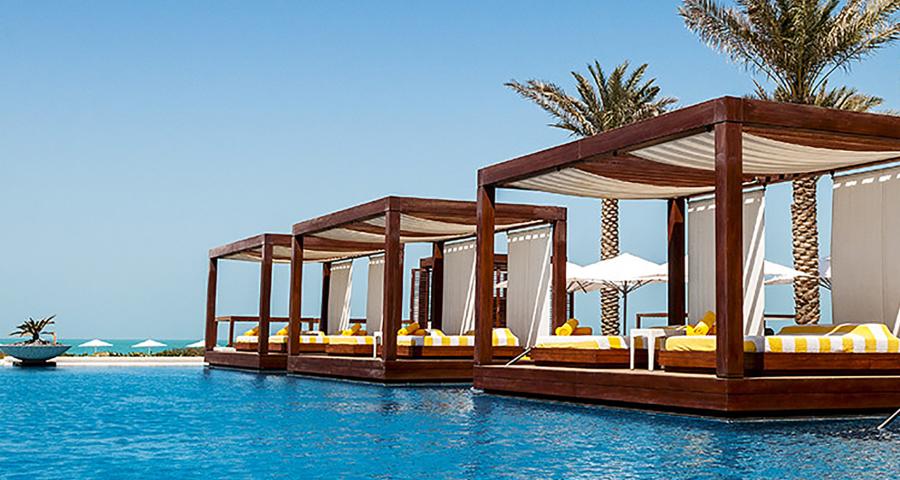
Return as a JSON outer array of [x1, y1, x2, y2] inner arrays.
[[688, 190, 766, 336], [326, 261, 353, 334], [507, 226, 552, 347], [366, 255, 385, 333], [832, 166, 900, 335], [441, 239, 477, 335]]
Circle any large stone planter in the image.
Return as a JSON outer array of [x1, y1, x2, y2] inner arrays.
[[0, 344, 71, 366]]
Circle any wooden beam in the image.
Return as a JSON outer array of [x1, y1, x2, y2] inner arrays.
[[475, 185, 496, 365], [667, 198, 686, 327], [320, 262, 331, 333], [381, 210, 403, 362], [257, 241, 274, 356], [430, 242, 444, 330], [551, 218, 568, 329], [209, 233, 293, 259], [715, 122, 745, 378], [204, 258, 218, 351], [288, 235, 303, 356]]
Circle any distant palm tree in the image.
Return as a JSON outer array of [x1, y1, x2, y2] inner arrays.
[[680, 0, 898, 324], [9, 315, 56, 344], [506, 61, 676, 334]]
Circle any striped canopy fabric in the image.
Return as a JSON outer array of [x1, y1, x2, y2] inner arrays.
[[504, 132, 900, 200]]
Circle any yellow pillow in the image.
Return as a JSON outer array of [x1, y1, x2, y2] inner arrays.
[[275, 327, 288, 336], [242, 326, 259, 337], [412, 329, 427, 336], [341, 323, 362, 336], [555, 318, 579, 336], [430, 329, 447, 338], [687, 311, 716, 336], [572, 326, 593, 336], [398, 322, 420, 336]]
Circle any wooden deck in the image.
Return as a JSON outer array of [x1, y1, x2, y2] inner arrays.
[[474, 364, 900, 416], [288, 354, 473, 383], [205, 350, 287, 371]]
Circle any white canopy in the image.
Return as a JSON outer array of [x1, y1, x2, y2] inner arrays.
[[186, 340, 205, 348], [78, 339, 112, 348], [132, 339, 166, 348], [495, 261, 590, 292]]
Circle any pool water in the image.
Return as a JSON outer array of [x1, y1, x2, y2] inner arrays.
[[0, 368, 897, 479]]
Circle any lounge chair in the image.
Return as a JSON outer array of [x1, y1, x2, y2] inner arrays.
[[396, 327, 523, 358], [528, 319, 655, 367]]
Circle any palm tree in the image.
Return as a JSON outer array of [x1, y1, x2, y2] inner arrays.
[[506, 61, 676, 334], [9, 315, 56, 344], [680, 0, 898, 324]]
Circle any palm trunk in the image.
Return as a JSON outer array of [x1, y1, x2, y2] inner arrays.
[[791, 176, 821, 324], [600, 199, 621, 334]]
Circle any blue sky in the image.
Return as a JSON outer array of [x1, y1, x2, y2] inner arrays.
[[1, 1, 897, 339]]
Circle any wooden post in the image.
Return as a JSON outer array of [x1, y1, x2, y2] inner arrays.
[[288, 235, 303, 356], [430, 242, 445, 329], [667, 198, 686, 326], [381, 210, 403, 362], [475, 185, 496, 365], [320, 262, 332, 333], [257, 239, 274, 356], [551, 218, 568, 329], [228, 320, 235, 347], [715, 122, 744, 378], [204, 258, 218, 351]]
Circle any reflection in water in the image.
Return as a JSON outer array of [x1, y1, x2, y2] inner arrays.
[[0, 367, 896, 479]]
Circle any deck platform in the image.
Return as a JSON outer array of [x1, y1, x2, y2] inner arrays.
[[288, 354, 473, 383], [205, 351, 287, 371], [474, 364, 900, 416]]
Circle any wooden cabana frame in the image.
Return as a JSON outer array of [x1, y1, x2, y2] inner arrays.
[[287, 196, 566, 382], [474, 96, 900, 415], [204, 233, 300, 371]]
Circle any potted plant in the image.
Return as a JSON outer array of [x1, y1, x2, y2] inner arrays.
[[0, 315, 70, 366]]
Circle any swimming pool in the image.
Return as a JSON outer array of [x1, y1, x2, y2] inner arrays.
[[0, 367, 896, 479]]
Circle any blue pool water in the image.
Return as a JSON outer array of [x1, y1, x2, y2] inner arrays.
[[0, 367, 897, 479]]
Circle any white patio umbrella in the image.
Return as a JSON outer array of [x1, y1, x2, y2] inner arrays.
[[185, 340, 205, 348], [131, 339, 166, 354], [494, 262, 592, 292], [762, 260, 810, 286], [78, 338, 112, 354], [578, 253, 667, 325]]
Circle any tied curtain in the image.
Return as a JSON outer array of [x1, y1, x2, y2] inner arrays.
[[688, 190, 766, 336], [507, 226, 552, 347], [832, 166, 900, 335], [326, 261, 353, 334], [441, 239, 477, 336], [366, 255, 385, 333]]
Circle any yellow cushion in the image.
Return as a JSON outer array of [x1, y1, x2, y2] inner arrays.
[[665, 336, 760, 352], [572, 326, 593, 336], [430, 329, 447, 338], [242, 326, 259, 337], [411, 329, 427, 336], [398, 322, 420, 336], [555, 319, 579, 336], [687, 311, 716, 336], [275, 326, 289, 336]]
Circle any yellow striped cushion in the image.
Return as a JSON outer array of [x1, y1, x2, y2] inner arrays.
[[299, 334, 328, 345], [766, 324, 899, 353], [268, 335, 287, 344], [535, 335, 633, 350], [664, 336, 762, 352], [235, 335, 258, 344], [492, 328, 519, 347], [328, 335, 374, 346]]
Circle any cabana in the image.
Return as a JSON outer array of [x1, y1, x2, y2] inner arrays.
[[286, 196, 565, 382], [473, 97, 900, 415], [203, 234, 312, 371]]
